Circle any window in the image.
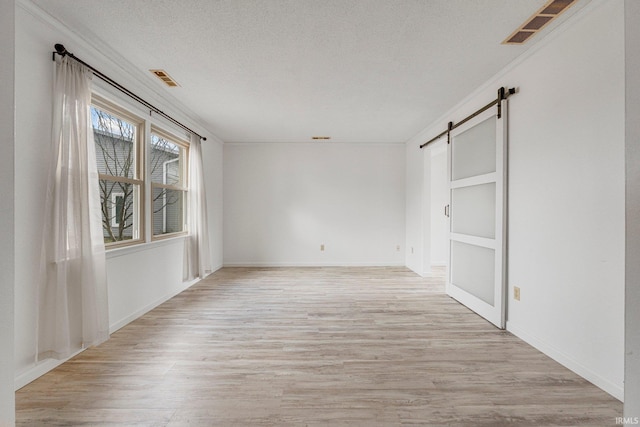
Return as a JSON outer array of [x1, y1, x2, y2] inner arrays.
[[91, 95, 190, 247], [91, 97, 144, 246], [150, 128, 188, 238]]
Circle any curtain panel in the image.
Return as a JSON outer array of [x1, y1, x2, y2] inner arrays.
[[37, 56, 109, 361], [184, 134, 212, 281]]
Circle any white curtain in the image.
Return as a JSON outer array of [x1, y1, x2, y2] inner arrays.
[[37, 56, 109, 361], [184, 134, 212, 280]]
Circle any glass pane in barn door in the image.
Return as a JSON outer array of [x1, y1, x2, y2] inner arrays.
[[446, 105, 506, 329]]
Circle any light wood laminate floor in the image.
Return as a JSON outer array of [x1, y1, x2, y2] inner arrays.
[[16, 267, 622, 426]]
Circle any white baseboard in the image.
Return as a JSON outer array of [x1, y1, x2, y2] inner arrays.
[[15, 275, 206, 391], [507, 321, 624, 402], [223, 261, 406, 267], [15, 347, 84, 390], [109, 278, 200, 334]]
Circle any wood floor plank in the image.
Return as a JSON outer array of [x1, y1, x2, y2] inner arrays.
[[16, 267, 622, 426]]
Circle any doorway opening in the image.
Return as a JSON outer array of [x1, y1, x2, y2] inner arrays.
[[429, 141, 448, 270]]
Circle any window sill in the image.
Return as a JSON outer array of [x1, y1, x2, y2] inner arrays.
[[106, 234, 187, 259]]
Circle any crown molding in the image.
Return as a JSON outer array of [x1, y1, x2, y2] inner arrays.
[[16, 0, 224, 144]]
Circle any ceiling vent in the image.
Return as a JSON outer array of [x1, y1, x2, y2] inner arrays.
[[150, 69, 180, 87], [503, 0, 577, 45], [312, 136, 331, 140]]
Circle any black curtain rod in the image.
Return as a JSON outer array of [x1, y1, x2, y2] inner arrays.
[[52, 43, 206, 141], [419, 87, 516, 149]]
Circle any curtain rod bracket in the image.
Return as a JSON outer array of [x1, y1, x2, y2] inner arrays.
[[52, 43, 67, 61]]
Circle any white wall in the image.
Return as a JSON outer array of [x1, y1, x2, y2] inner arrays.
[[405, 141, 425, 274], [406, 0, 625, 400], [203, 139, 225, 270], [14, 3, 55, 379], [625, 0, 640, 418], [0, 0, 16, 424], [13, 2, 224, 388], [506, 0, 624, 400], [224, 143, 405, 266]]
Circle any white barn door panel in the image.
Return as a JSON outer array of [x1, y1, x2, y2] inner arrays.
[[446, 104, 507, 329]]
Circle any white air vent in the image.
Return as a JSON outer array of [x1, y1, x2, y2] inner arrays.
[[150, 69, 180, 87], [503, 0, 576, 45]]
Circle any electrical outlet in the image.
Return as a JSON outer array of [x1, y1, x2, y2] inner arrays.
[[514, 286, 521, 301], [320, 244, 325, 251]]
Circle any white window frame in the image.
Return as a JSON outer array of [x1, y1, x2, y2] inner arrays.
[[150, 127, 189, 241], [91, 96, 145, 248], [91, 91, 191, 249]]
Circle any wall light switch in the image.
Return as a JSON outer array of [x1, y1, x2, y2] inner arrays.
[[514, 286, 521, 301], [396, 245, 400, 251], [320, 244, 325, 251]]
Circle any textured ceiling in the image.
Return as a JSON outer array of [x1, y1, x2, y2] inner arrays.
[[31, 0, 589, 143]]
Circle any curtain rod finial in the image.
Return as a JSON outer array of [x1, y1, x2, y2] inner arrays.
[[54, 44, 67, 56]]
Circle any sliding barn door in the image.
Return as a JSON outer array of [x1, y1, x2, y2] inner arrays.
[[446, 104, 507, 329]]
